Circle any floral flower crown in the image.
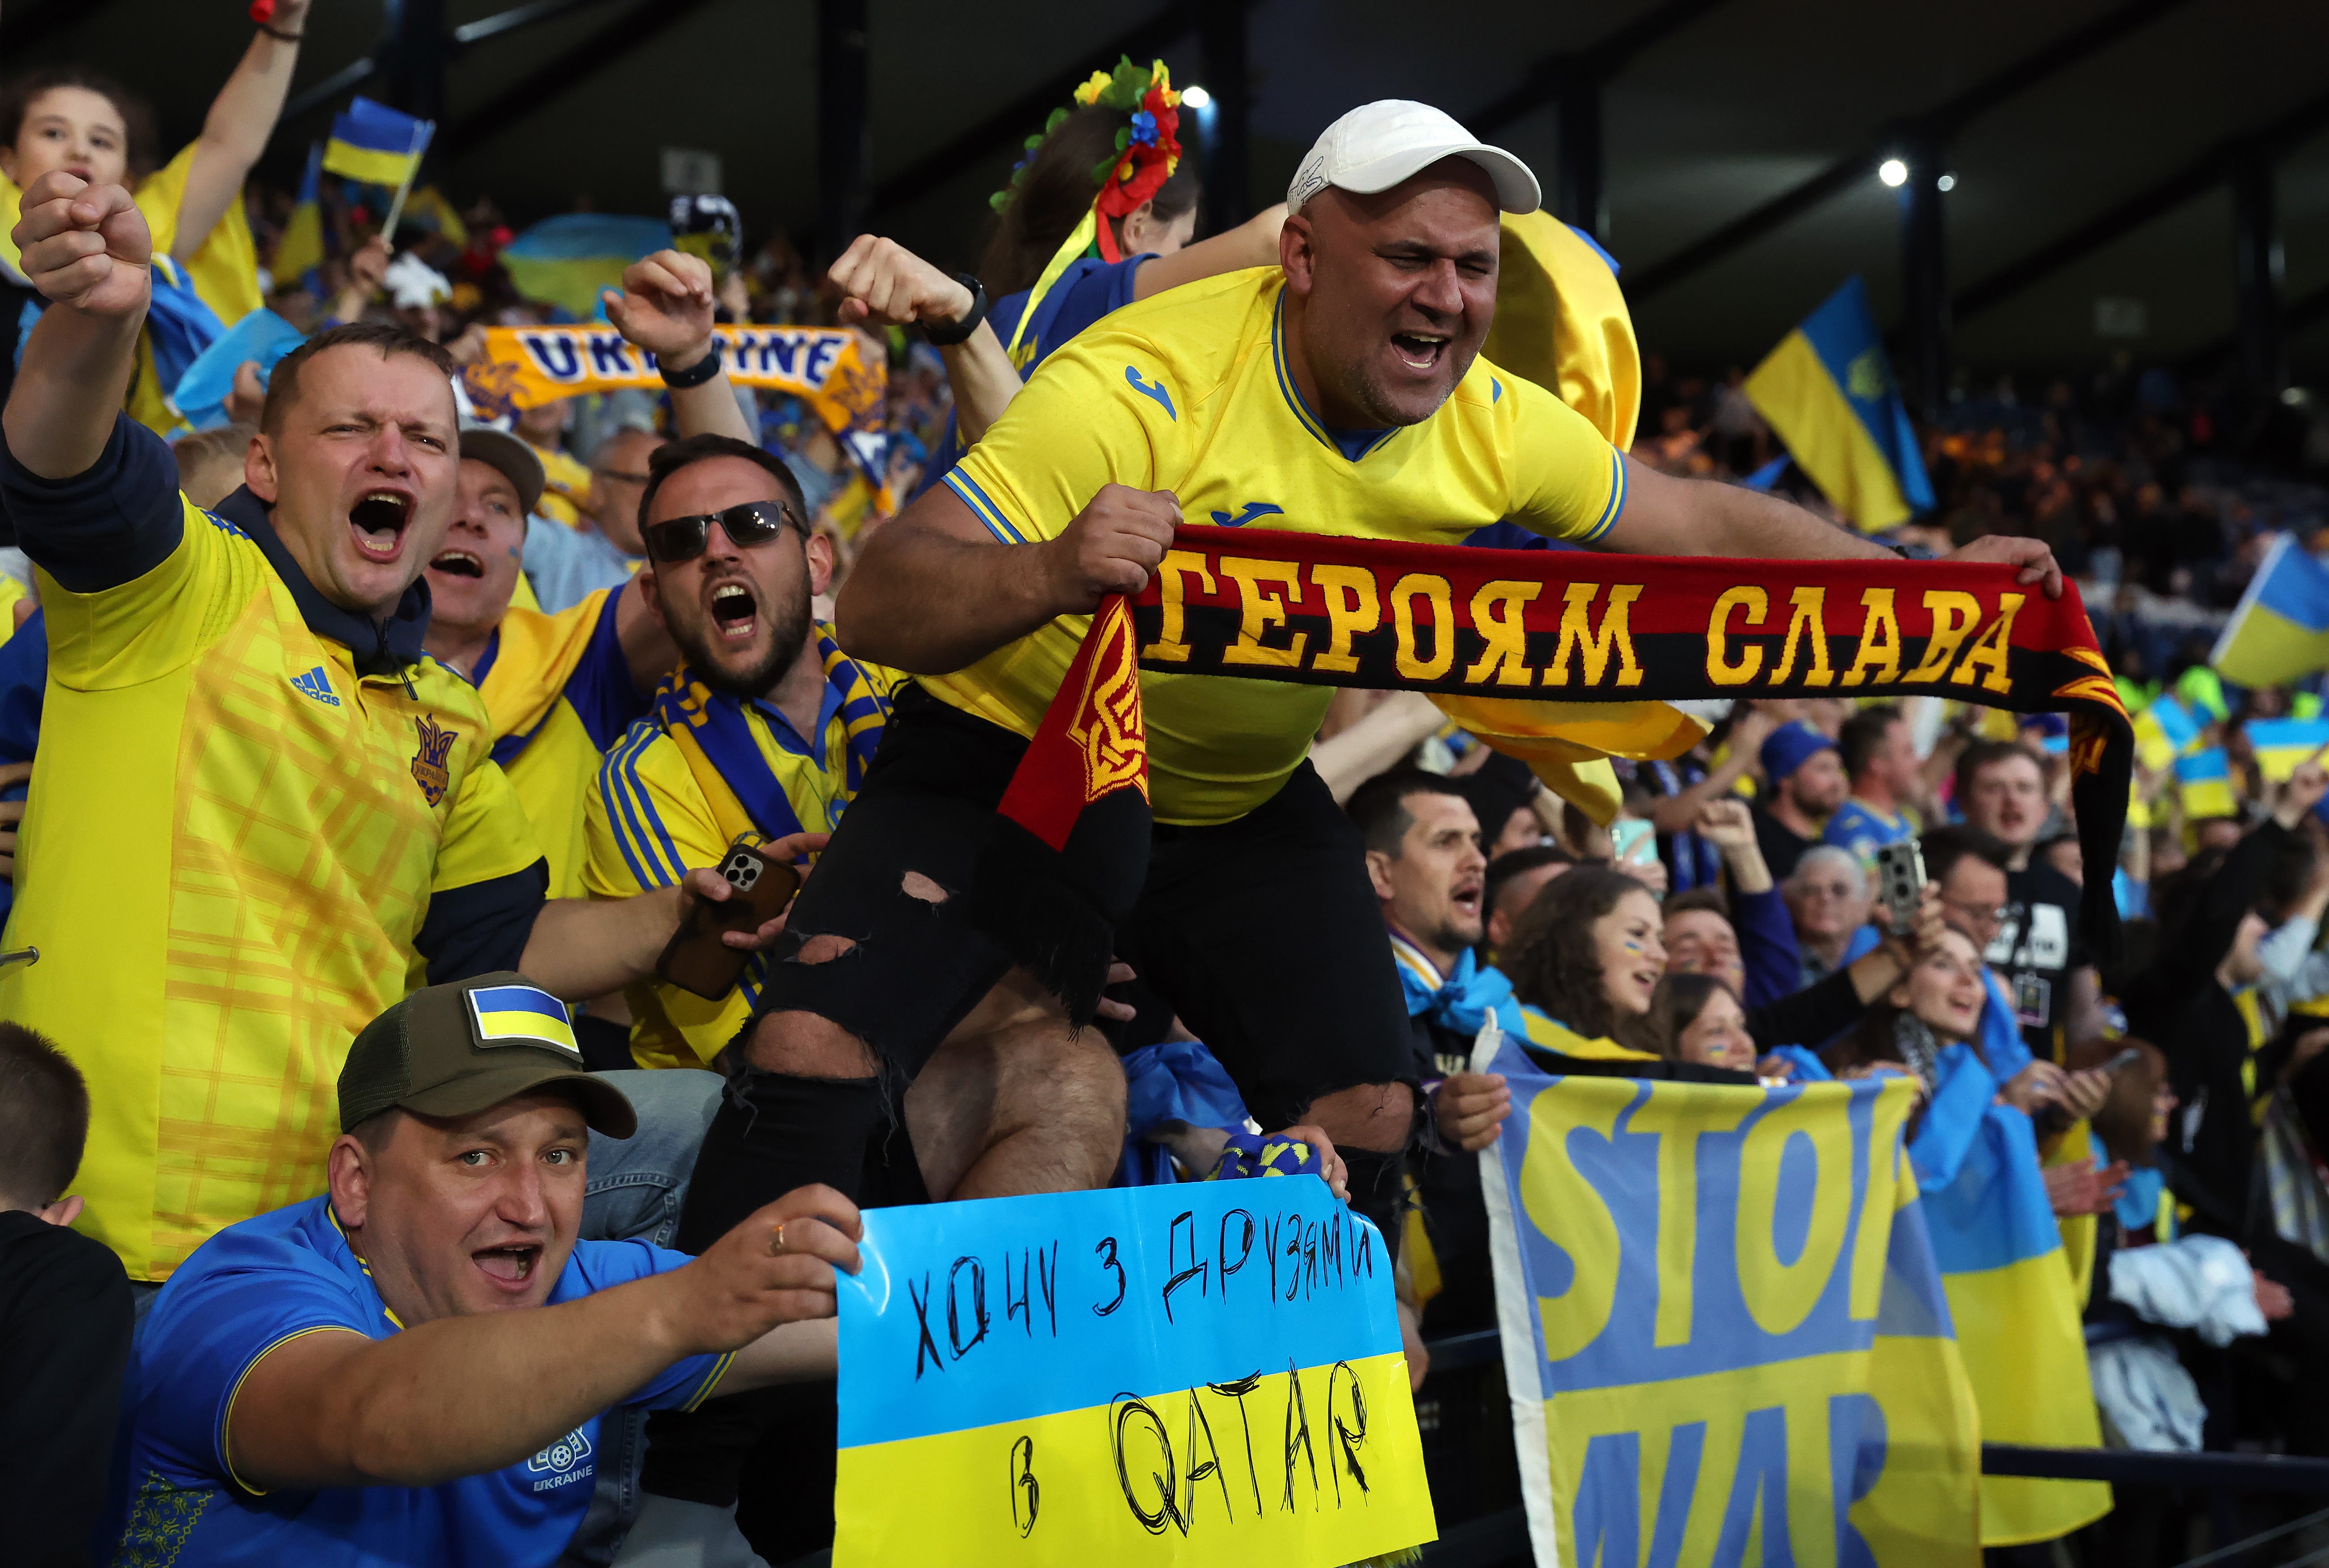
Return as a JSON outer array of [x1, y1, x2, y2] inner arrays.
[[990, 56, 1183, 265]]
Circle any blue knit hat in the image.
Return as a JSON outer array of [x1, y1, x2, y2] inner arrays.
[[1760, 720, 1838, 784]]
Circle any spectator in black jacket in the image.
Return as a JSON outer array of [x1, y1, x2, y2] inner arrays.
[[2122, 761, 2329, 1232], [0, 1022, 132, 1568]]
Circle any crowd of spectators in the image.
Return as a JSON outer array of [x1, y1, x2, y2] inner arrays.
[[11, 20, 2329, 1568]]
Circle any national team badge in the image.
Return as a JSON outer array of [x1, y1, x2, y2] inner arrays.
[[411, 714, 457, 806]]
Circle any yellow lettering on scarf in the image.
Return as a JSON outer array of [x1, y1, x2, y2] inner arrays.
[[1391, 573, 1456, 680], [1951, 593, 2025, 694], [1705, 586, 1768, 686], [1309, 563, 1380, 674], [1841, 588, 1902, 687], [1768, 587, 1834, 687], [1521, 1081, 1625, 1361], [1465, 580, 1542, 687], [1138, 550, 1216, 663], [1735, 1090, 1854, 1336], [1627, 1087, 1753, 1348], [1850, 1089, 1918, 1320], [1218, 557, 1309, 667], [1905, 590, 1983, 683], [1545, 583, 1645, 688]]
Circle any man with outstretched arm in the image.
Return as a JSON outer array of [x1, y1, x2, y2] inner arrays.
[[0, 171, 787, 1289], [100, 974, 856, 1566]]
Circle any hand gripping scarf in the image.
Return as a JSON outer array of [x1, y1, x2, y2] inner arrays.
[[969, 533, 2134, 1025]]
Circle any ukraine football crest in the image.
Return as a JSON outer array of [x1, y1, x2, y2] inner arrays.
[[411, 714, 457, 806]]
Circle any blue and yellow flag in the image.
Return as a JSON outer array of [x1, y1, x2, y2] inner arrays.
[[834, 1180, 1434, 1565], [463, 983, 580, 1055], [323, 96, 432, 191], [273, 141, 325, 291], [1476, 1032, 1983, 1565], [2246, 717, 2329, 782], [499, 213, 671, 320], [2131, 692, 2200, 773], [2215, 532, 2329, 688], [1743, 275, 1937, 532], [2176, 747, 2238, 819], [1910, 1051, 2113, 1547]]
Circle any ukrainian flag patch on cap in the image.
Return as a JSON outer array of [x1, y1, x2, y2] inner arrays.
[[466, 983, 582, 1060]]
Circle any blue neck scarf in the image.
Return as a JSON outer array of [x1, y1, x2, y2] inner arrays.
[[1391, 934, 1527, 1042], [650, 628, 888, 842]]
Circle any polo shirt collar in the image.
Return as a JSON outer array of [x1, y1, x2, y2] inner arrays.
[[215, 485, 431, 677]]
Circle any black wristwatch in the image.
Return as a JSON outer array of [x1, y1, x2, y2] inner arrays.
[[660, 345, 723, 389], [922, 272, 987, 347]]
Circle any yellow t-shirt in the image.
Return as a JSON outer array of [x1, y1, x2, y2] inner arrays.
[[1, 481, 542, 1282], [583, 632, 897, 1069], [936, 268, 1627, 825], [531, 444, 595, 530], [473, 587, 651, 899], [2, 143, 265, 438]]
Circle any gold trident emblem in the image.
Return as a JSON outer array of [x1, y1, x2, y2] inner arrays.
[[1068, 599, 1150, 804]]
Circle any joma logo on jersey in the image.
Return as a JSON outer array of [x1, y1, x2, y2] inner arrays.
[[411, 714, 457, 806], [1209, 502, 1283, 528]]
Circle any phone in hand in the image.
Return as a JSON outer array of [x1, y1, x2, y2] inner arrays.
[[1611, 817, 1655, 864], [2101, 1045, 2143, 1075], [1873, 840, 1927, 936], [655, 838, 802, 1001]]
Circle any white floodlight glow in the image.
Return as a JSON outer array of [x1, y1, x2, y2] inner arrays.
[[1878, 158, 1908, 188], [1937, 172, 1957, 192], [1182, 84, 1212, 110]]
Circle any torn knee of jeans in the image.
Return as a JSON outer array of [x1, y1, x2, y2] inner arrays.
[[900, 871, 949, 905], [792, 933, 861, 964]]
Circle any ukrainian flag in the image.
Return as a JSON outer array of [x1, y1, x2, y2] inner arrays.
[[465, 983, 581, 1055], [1913, 1054, 2112, 1546], [500, 213, 671, 319], [833, 1182, 1433, 1565], [2131, 692, 2201, 773], [323, 96, 432, 191], [2246, 717, 2329, 782], [2215, 532, 2329, 688], [2176, 747, 2238, 820], [1743, 275, 1936, 532], [273, 141, 325, 292]]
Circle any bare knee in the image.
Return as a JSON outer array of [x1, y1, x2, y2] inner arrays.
[[741, 1008, 878, 1079], [1303, 1081, 1414, 1154]]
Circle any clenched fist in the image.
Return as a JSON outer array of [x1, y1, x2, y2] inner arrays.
[[1044, 483, 1179, 611], [12, 171, 150, 317], [828, 234, 974, 333], [603, 248, 718, 366]]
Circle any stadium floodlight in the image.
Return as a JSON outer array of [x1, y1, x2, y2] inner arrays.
[[1183, 85, 1213, 110], [1878, 158, 1908, 188], [1937, 173, 1957, 192]]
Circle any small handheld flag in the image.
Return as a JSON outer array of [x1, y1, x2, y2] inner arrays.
[[2176, 747, 2239, 820], [1744, 275, 1936, 532], [2244, 718, 2329, 783], [2214, 531, 2329, 688], [273, 141, 326, 291], [324, 96, 434, 241], [2131, 693, 2201, 773]]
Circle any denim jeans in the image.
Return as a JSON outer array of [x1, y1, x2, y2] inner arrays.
[[565, 1068, 724, 1566]]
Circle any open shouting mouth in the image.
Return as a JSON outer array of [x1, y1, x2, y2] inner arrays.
[[1391, 331, 1450, 372], [708, 578, 760, 645], [429, 547, 485, 579], [472, 1242, 542, 1292], [350, 489, 416, 565]]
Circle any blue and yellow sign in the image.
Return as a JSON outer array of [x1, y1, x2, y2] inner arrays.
[[1478, 1043, 1984, 1565], [834, 1179, 1435, 1566]]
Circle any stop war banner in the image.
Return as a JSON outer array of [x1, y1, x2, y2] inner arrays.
[[1475, 1031, 1984, 1566], [833, 1175, 1435, 1566]]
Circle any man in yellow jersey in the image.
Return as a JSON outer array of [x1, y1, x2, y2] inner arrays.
[[0, 170, 796, 1286], [421, 421, 675, 902]]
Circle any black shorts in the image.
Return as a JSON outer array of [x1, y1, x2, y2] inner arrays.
[[759, 685, 1414, 1126]]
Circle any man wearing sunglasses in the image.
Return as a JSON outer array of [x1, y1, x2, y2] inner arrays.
[[0, 174, 795, 1294]]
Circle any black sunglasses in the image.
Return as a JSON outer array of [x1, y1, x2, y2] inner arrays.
[[643, 500, 802, 564]]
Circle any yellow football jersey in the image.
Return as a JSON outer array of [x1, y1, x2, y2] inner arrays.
[[584, 630, 897, 1069], [530, 443, 595, 530], [471, 587, 651, 898], [936, 268, 1626, 824], [2, 492, 542, 1281], [2, 144, 265, 439]]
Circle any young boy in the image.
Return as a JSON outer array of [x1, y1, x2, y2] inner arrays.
[[0, 1023, 133, 1566]]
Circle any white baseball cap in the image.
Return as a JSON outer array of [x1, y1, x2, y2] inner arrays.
[[1286, 101, 1541, 216]]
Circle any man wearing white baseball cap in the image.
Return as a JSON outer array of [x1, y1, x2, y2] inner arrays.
[[686, 96, 2073, 1397]]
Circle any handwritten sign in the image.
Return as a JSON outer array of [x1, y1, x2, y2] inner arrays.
[[1474, 1037, 1983, 1567], [834, 1177, 1435, 1566]]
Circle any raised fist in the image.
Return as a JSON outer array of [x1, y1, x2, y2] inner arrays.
[[11, 170, 150, 318], [603, 248, 717, 367]]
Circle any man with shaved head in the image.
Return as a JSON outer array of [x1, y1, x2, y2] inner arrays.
[[633, 97, 2070, 1505]]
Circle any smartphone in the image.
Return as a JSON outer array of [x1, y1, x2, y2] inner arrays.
[[655, 839, 802, 1000], [1611, 817, 1656, 864], [1873, 840, 1926, 936], [2101, 1045, 2143, 1075]]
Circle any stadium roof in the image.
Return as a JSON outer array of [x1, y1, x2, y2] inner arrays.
[[13, 0, 2329, 381]]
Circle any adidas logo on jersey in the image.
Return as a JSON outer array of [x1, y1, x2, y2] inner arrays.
[[290, 666, 341, 708]]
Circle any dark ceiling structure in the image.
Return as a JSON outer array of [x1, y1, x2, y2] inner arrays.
[[10, 0, 2329, 399]]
